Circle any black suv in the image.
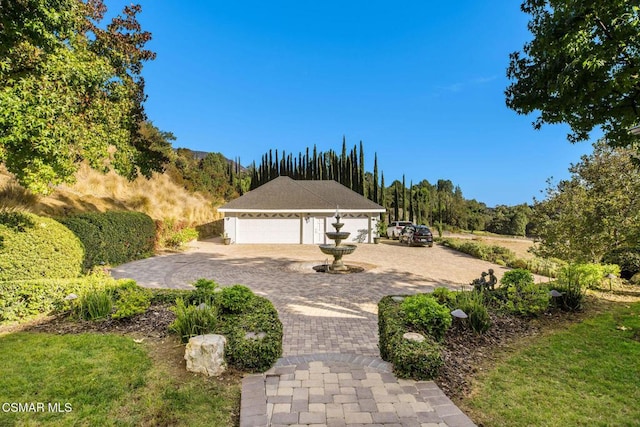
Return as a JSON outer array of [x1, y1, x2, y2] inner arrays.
[[399, 225, 434, 247]]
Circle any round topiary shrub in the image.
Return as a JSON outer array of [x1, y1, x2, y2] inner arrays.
[[0, 211, 84, 281]]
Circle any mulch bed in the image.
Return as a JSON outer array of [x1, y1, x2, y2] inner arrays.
[[21, 302, 584, 403], [26, 304, 177, 338], [436, 309, 583, 400]]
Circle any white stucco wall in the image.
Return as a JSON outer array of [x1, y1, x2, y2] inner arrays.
[[223, 212, 381, 244]]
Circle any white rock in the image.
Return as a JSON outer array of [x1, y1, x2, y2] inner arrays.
[[184, 334, 227, 377], [402, 332, 425, 343]]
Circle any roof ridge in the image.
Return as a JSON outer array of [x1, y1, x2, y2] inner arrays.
[[292, 179, 339, 209]]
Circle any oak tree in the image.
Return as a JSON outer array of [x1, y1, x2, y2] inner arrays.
[[0, 0, 164, 194], [506, 1, 640, 149]]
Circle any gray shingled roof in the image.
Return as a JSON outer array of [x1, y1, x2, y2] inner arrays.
[[218, 176, 385, 212]]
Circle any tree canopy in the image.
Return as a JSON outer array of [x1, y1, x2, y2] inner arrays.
[[532, 141, 640, 263], [0, 0, 165, 194], [506, 1, 640, 149]]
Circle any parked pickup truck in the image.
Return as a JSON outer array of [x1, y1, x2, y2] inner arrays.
[[386, 221, 413, 239]]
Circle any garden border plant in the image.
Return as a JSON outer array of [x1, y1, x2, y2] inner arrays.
[[169, 279, 283, 373], [378, 295, 444, 379]]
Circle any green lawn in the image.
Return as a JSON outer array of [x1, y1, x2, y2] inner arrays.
[[0, 333, 240, 426], [463, 301, 640, 426]]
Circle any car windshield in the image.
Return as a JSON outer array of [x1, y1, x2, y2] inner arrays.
[[415, 226, 431, 234]]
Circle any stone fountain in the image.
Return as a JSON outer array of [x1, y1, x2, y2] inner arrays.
[[318, 209, 358, 273]]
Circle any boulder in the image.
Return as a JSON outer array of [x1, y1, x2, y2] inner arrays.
[[185, 334, 227, 376]]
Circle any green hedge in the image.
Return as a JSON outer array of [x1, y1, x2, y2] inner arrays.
[[0, 276, 127, 323], [168, 281, 283, 373], [440, 237, 566, 277], [219, 295, 283, 372], [59, 211, 155, 269], [378, 295, 443, 379], [0, 211, 84, 281]]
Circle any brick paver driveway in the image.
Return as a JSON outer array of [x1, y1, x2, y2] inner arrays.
[[112, 239, 510, 357], [112, 239, 488, 426]]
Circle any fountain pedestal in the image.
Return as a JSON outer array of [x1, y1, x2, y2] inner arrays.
[[318, 214, 357, 273]]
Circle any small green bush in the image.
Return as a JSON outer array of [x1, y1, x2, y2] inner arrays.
[[432, 287, 456, 308], [59, 211, 155, 270], [0, 211, 84, 281], [156, 219, 199, 250], [500, 269, 550, 316], [112, 284, 152, 320], [169, 298, 220, 343], [219, 285, 254, 314], [455, 291, 491, 334], [187, 278, 219, 305], [557, 263, 620, 290], [401, 294, 452, 341], [378, 296, 443, 379]]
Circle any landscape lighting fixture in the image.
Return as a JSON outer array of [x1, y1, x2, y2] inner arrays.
[[451, 309, 468, 319]]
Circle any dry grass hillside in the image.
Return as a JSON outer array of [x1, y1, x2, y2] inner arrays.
[[0, 164, 222, 227]]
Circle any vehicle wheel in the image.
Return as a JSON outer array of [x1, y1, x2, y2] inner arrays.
[[428, 243, 433, 247]]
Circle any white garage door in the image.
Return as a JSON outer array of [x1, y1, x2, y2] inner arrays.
[[236, 218, 300, 244]]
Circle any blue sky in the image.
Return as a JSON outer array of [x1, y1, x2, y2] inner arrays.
[[106, 1, 596, 207]]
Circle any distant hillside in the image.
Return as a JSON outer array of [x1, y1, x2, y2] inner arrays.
[[0, 164, 222, 227], [176, 148, 248, 173]]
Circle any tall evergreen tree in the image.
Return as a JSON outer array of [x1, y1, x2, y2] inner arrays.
[[402, 175, 407, 221]]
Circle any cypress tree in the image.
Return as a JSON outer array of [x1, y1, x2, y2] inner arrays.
[[373, 153, 379, 203], [402, 175, 407, 221], [359, 141, 365, 197], [393, 181, 399, 222], [409, 181, 414, 223]]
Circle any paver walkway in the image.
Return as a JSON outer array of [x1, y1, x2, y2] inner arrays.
[[111, 240, 480, 426]]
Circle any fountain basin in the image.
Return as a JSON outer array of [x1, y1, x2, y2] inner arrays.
[[324, 231, 351, 241], [319, 244, 357, 256]]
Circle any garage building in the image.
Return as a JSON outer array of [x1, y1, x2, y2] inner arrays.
[[218, 176, 386, 244]]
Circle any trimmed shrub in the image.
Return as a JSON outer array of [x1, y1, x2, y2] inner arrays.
[[112, 283, 152, 320], [500, 269, 550, 316], [59, 211, 155, 270], [390, 337, 443, 380], [378, 296, 443, 379], [401, 294, 452, 341], [0, 211, 84, 281], [220, 296, 283, 372], [167, 279, 282, 372], [219, 285, 255, 314]]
